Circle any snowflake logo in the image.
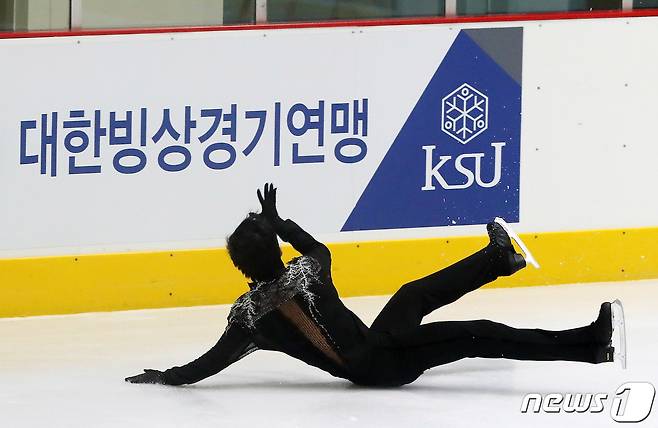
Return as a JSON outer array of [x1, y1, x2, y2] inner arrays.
[[441, 83, 489, 145]]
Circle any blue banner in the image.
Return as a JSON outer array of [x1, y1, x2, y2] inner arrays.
[[343, 27, 523, 231]]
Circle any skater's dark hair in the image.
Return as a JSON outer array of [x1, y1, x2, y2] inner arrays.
[[227, 213, 283, 282]]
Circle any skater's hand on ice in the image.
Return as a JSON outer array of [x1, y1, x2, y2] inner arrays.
[[257, 183, 280, 222], [125, 369, 166, 384]]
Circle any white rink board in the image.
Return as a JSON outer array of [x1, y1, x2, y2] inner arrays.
[[1, 17, 657, 258]]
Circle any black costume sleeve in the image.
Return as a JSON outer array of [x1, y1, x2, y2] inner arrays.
[[162, 325, 256, 385], [273, 218, 331, 269]]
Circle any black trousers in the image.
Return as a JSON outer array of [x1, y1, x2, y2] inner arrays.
[[364, 246, 603, 385]]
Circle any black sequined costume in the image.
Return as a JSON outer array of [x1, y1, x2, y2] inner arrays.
[[163, 220, 607, 387]]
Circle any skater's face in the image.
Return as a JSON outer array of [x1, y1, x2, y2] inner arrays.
[[227, 213, 284, 282]]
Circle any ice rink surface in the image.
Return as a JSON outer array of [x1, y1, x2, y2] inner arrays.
[[1, 279, 657, 428]]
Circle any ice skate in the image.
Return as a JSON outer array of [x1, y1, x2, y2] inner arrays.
[[487, 219, 527, 275], [592, 302, 615, 363], [493, 217, 540, 268], [611, 299, 627, 369], [594, 345, 615, 363], [593, 302, 612, 344]]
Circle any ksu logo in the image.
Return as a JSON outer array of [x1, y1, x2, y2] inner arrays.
[[422, 82, 504, 191], [341, 28, 522, 231], [441, 83, 488, 144]]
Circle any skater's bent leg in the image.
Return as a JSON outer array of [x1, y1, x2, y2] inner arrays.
[[372, 246, 504, 332], [392, 319, 604, 373]]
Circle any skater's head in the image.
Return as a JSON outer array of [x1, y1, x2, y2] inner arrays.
[[227, 213, 284, 282]]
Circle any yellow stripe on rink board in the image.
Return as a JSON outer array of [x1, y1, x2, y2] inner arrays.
[[0, 227, 657, 318]]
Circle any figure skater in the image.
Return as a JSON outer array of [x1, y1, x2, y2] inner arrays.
[[126, 184, 625, 387]]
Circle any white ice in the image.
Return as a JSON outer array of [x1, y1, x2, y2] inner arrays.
[[1, 280, 657, 428]]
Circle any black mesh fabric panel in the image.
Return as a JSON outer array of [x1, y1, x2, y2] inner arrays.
[[278, 300, 345, 367]]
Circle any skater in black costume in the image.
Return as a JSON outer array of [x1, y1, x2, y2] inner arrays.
[[126, 183, 619, 387]]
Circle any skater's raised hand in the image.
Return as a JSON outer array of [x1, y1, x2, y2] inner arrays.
[[125, 369, 167, 385], [257, 183, 280, 222]]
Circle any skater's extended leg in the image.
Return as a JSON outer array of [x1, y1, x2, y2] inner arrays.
[[361, 304, 614, 387], [392, 316, 613, 375], [372, 222, 526, 332], [371, 247, 500, 332]]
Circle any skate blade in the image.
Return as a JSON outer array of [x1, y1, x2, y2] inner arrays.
[[611, 299, 627, 369], [493, 217, 540, 269]]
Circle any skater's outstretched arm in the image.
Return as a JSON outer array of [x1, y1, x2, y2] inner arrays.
[[258, 183, 330, 268], [125, 325, 256, 386]]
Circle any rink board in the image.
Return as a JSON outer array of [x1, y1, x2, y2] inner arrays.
[[1, 15, 658, 317], [1, 226, 657, 317]]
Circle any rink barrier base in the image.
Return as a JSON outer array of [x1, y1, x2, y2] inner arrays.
[[1, 226, 657, 318]]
